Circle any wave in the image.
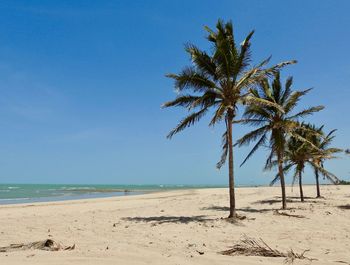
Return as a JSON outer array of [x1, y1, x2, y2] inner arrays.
[[0, 197, 30, 201], [59, 186, 94, 190], [57, 187, 131, 193]]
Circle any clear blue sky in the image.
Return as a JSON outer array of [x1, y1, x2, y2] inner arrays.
[[0, 0, 349, 185]]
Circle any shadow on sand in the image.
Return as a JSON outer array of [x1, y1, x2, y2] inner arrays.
[[201, 205, 275, 213], [338, 204, 350, 210], [253, 196, 321, 205], [122, 215, 213, 224]]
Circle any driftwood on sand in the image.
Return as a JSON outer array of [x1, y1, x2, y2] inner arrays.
[[220, 235, 314, 264], [0, 239, 75, 252]]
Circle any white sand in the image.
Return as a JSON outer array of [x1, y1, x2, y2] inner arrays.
[[0, 185, 349, 264]]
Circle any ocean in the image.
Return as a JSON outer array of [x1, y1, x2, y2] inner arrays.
[[0, 184, 225, 205]]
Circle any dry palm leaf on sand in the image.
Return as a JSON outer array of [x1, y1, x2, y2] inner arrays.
[[0, 239, 75, 252], [220, 235, 315, 264]]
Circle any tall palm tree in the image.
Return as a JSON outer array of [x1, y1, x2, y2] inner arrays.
[[308, 125, 342, 197], [235, 73, 323, 209], [270, 124, 340, 201], [163, 19, 295, 218]]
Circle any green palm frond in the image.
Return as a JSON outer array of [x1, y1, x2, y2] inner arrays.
[[287, 106, 325, 120], [308, 161, 339, 184], [235, 125, 269, 147], [166, 67, 217, 93], [291, 166, 301, 186], [284, 88, 312, 113], [166, 108, 209, 139], [280, 76, 293, 104], [162, 95, 201, 109], [185, 44, 218, 80], [217, 131, 228, 169], [269, 163, 294, 186], [244, 95, 285, 113], [190, 91, 219, 110], [234, 30, 254, 75], [209, 104, 227, 126], [264, 151, 276, 171], [240, 134, 267, 167]]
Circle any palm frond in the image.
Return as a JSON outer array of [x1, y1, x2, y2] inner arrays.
[[235, 126, 269, 147], [244, 95, 285, 113], [162, 95, 200, 109], [308, 161, 339, 184], [269, 163, 294, 186], [287, 106, 324, 120], [217, 131, 228, 169], [185, 43, 218, 80], [280, 76, 293, 104], [167, 108, 208, 139], [166, 67, 216, 93], [234, 30, 254, 75], [284, 88, 312, 113], [240, 134, 267, 167], [210, 104, 226, 126]]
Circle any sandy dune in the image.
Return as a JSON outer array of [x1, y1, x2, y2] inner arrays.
[[0, 185, 349, 264]]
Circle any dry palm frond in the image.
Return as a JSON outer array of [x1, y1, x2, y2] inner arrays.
[[0, 239, 75, 252], [285, 249, 313, 264], [220, 235, 314, 264], [220, 236, 285, 257]]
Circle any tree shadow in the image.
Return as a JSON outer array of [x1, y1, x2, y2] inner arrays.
[[253, 197, 320, 205], [252, 198, 293, 205], [201, 206, 229, 211], [338, 204, 350, 210], [122, 215, 213, 224], [239, 207, 275, 213], [201, 205, 274, 213], [288, 196, 318, 200]]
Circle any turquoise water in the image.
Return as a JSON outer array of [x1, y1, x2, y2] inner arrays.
[[0, 184, 225, 205]]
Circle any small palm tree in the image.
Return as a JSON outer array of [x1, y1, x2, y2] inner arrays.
[[235, 73, 323, 209], [270, 124, 340, 201], [281, 126, 314, 202], [163, 19, 295, 218], [308, 125, 342, 197]]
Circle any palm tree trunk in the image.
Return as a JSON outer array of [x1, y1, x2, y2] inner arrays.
[[227, 111, 236, 218], [299, 170, 304, 202], [277, 151, 287, 209], [315, 169, 321, 198]]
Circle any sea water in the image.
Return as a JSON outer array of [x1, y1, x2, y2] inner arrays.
[[0, 184, 224, 204]]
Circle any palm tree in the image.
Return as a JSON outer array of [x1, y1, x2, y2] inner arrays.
[[308, 125, 342, 197], [280, 126, 315, 202], [235, 73, 323, 209], [163, 19, 295, 218], [270, 124, 340, 201]]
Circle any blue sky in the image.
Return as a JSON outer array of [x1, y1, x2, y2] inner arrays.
[[0, 0, 349, 185]]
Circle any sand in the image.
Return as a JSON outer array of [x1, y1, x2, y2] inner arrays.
[[0, 185, 349, 264]]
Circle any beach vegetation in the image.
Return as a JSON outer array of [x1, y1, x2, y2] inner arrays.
[[235, 73, 323, 208], [163, 19, 295, 217]]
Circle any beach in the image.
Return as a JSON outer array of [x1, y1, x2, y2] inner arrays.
[[0, 185, 349, 265]]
